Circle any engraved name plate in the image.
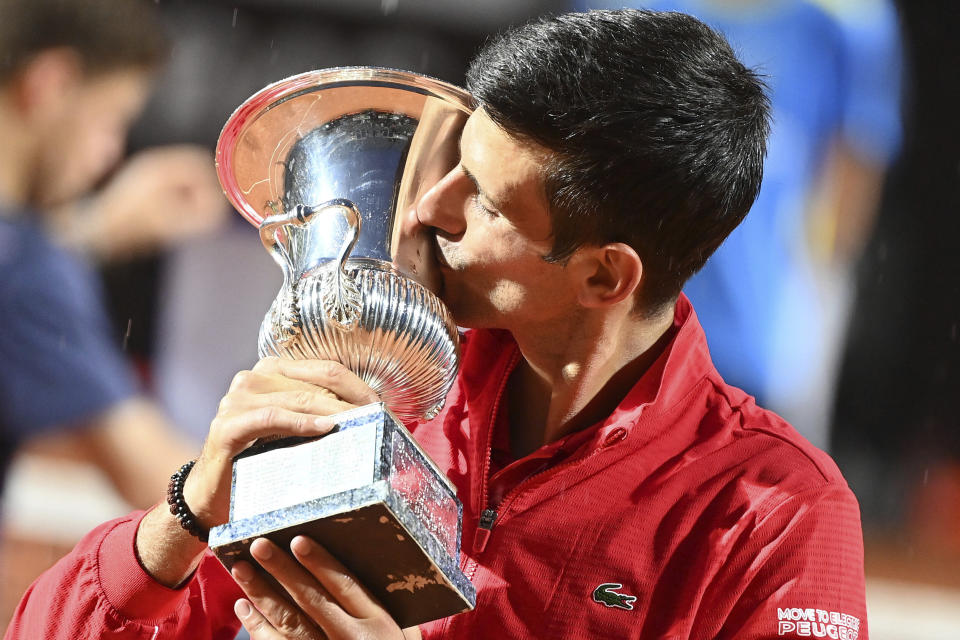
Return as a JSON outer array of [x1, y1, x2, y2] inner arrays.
[[231, 426, 378, 521]]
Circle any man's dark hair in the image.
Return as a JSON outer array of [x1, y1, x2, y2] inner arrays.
[[466, 9, 770, 313], [0, 0, 167, 84]]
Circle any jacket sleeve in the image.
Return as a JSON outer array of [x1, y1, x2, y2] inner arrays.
[[715, 484, 869, 640], [4, 510, 243, 640]]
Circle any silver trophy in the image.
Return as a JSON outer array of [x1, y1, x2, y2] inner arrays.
[[208, 68, 475, 627]]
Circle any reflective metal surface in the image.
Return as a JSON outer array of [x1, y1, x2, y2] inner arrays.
[[216, 68, 472, 420], [258, 256, 460, 421]]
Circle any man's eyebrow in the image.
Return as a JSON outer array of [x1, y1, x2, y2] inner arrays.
[[460, 163, 482, 194]]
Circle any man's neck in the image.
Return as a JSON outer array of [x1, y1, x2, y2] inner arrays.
[[505, 302, 676, 458]]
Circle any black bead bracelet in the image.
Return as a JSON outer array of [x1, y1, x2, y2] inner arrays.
[[166, 460, 209, 543]]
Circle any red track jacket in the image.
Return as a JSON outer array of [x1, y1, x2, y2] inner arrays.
[[5, 296, 867, 639]]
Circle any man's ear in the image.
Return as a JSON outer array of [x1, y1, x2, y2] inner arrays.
[[11, 48, 82, 120], [568, 242, 643, 308]]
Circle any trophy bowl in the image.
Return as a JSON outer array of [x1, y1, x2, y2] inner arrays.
[[217, 66, 472, 422], [209, 68, 476, 627]]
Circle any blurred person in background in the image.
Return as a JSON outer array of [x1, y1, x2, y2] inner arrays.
[[580, 0, 902, 450], [0, 0, 226, 510]]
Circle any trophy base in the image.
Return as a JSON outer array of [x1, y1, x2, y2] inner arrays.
[[209, 403, 475, 628]]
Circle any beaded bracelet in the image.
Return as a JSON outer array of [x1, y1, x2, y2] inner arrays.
[[166, 460, 209, 543]]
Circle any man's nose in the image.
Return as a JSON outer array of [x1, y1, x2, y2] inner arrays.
[[416, 166, 470, 237]]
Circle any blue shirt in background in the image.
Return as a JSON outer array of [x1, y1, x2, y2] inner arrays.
[[0, 210, 136, 493]]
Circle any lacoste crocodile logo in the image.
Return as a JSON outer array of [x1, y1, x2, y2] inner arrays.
[[592, 583, 637, 610]]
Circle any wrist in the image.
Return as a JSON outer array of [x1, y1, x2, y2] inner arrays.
[[101, 513, 200, 617], [135, 504, 209, 588], [181, 454, 233, 530], [167, 461, 209, 542]]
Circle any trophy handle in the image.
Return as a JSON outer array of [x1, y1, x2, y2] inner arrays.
[[259, 200, 364, 335]]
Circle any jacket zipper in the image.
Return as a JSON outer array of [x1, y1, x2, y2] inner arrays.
[[443, 347, 520, 639], [466, 345, 637, 554], [473, 507, 498, 553], [450, 428, 634, 640], [468, 348, 519, 559], [472, 442, 609, 554], [455, 456, 599, 640]]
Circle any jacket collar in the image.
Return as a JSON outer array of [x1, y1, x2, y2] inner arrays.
[[459, 294, 723, 447], [613, 294, 717, 416]]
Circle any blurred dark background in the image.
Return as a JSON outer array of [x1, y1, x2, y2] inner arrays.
[[832, 0, 960, 557]]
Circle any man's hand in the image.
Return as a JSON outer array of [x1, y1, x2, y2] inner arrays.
[[232, 536, 421, 640], [136, 358, 380, 588], [184, 357, 381, 529]]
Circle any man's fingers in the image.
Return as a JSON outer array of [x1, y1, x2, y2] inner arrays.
[[249, 538, 353, 637], [252, 358, 381, 406], [227, 369, 321, 396], [218, 389, 357, 421], [231, 561, 323, 639], [234, 599, 284, 640], [188, 383, 344, 526], [214, 407, 337, 453], [289, 536, 383, 621]]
